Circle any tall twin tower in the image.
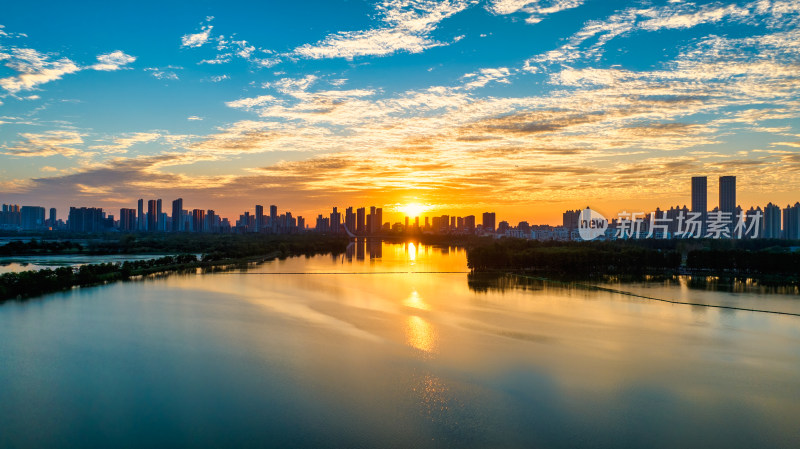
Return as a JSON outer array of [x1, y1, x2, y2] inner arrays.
[[691, 176, 736, 214]]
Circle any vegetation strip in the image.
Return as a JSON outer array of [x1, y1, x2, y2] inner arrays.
[[216, 271, 470, 275], [510, 273, 800, 318], [0, 234, 350, 303]]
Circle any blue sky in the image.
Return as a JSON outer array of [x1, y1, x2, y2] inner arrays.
[[1, 0, 799, 223]]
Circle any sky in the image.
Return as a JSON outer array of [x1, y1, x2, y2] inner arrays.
[[1, 0, 799, 225]]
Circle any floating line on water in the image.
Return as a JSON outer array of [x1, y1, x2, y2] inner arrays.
[[510, 273, 800, 318], [216, 271, 470, 275]]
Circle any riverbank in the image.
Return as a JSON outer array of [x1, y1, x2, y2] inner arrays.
[[0, 234, 349, 303], [465, 238, 800, 285]]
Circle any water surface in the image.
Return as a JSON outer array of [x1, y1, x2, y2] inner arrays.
[[1, 240, 799, 448]]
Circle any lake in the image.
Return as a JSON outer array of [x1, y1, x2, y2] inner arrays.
[[1, 240, 799, 448]]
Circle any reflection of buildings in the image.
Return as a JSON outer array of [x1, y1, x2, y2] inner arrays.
[[356, 238, 365, 260], [368, 239, 382, 259], [345, 240, 355, 261]]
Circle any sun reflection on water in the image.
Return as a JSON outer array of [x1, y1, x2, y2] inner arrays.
[[403, 290, 429, 311], [405, 315, 438, 354]]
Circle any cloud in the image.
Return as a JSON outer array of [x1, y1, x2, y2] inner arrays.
[[2, 130, 85, 157], [225, 95, 278, 110], [461, 67, 513, 89], [772, 141, 800, 148], [152, 71, 179, 80], [0, 46, 135, 93], [91, 50, 136, 71], [292, 0, 471, 60], [144, 65, 182, 80], [182, 17, 277, 67], [187, 116, 203, 121], [88, 132, 161, 154], [487, 0, 586, 24], [0, 48, 80, 93], [524, 0, 800, 70], [181, 18, 214, 48]]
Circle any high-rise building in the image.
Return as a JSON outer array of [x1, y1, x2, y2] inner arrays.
[[206, 210, 216, 233], [270, 205, 278, 232], [255, 205, 264, 232], [137, 199, 144, 231], [172, 198, 183, 232], [497, 220, 510, 234], [345, 207, 355, 234], [562, 209, 580, 229], [356, 207, 365, 234], [192, 209, 205, 233], [156, 199, 163, 231], [147, 200, 157, 232], [68, 207, 105, 232], [719, 176, 736, 214], [330, 207, 341, 233], [763, 202, 781, 239], [316, 214, 330, 232], [691, 176, 707, 213], [464, 215, 475, 232], [120, 208, 137, 231], [49, 208, 57, 228], [368, 206, 377, 234], [482, 212, 496, 232], [0, 204, 21, 229], [20, 206, 46, 230], [783, 202, 800, 240]]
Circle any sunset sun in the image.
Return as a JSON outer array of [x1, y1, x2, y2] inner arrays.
[[399, 203, 430, 218]]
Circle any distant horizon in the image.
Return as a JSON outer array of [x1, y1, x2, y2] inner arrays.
[[4, 173, 798, 227]]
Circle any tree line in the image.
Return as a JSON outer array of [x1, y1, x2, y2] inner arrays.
[[0, 235, 350, 302], [465, 238, 799, 280]]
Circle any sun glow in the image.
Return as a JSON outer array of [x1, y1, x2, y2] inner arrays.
[[399, 203, 431, 218]]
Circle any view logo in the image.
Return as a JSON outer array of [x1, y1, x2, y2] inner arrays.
[[578, 208, 608, 241]]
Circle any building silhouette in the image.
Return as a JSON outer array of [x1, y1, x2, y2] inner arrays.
[[763, 202, 781, 239], [719, 176, 736, 214], [784, 203, 800, 240], [137, 199, 144, 231], [255, 205, 264, 232], [691, 176, 707, 213], [147, 200, 157, 232], [172, 198, 183, 232], [20, 206, 45, 230], [356, 207, 365, 234], [69, 207, 105, 232], [482, 212, 496, 232], [120, 208, 136, 231]]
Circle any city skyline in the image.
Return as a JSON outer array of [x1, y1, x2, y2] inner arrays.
[[3, 173, 800, 239], [2, 1, 800, 223]]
